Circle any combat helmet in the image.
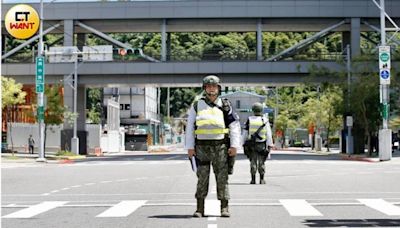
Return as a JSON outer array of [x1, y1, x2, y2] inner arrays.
[[252, 102, 264, 116], [202, 75, 221, 90]]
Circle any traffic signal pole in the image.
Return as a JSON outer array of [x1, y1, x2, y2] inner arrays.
[[378, 0, 392, 161]]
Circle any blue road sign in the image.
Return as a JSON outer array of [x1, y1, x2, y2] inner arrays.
[[380, 70, 390, 80]]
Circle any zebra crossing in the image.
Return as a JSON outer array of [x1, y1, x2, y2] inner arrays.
[[3, 199, 400, 219]]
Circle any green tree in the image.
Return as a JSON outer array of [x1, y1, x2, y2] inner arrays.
[[86, 88, 103, 124], [306, 57, 395, 154], [266, 86, 312, 147], [43, 85, 77, 155], [43, 85, 65, 156], [1, 76, 26, 154], [301, 85, 343, 151], [160, 87, 202, 120]]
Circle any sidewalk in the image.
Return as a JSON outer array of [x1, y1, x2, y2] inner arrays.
[[1, 151, 86, 163], [2, 146, 399, 163]]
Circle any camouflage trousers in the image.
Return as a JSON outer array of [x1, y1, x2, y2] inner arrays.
[[249, 143, 267, 175], [195, 143, 230, 201]]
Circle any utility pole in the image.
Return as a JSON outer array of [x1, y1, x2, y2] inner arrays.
[[346, 44, 353, 155], [315, 85, 322, 152], [36, 0, 46, 162], [71, 55, 79, 155], [378, 0, 392, 161]]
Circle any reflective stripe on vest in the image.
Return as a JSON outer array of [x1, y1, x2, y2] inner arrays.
[[248, 116, 267, 141], [195, 99, 228, 140]]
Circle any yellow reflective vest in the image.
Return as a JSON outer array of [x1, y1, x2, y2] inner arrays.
[[194, 99, 229, 140], [248, 116, 267, 142]]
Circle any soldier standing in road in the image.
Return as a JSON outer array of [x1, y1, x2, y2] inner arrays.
[[185, 75, 241, 218], [242, 102, 274, 184], [28, 134, 35, 154]]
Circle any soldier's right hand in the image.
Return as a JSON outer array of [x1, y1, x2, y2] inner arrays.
[[188, 149, 196, 158]]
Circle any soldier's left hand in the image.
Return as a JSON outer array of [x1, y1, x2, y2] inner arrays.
[[228, 147, 237, 156]]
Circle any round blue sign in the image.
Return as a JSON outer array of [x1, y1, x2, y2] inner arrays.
[[380, 70, 390, 79]]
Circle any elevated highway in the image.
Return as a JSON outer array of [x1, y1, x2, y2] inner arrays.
[[2, 0, 399, 87], [2, 60, 344, 87]]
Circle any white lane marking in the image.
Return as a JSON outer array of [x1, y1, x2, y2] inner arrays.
[[41, 193, 50, 196], [50, 190, 59, 193], [61, 188, 70, 191], [205, 200, 220, 217], [96, 200, 147, 217], [3, 201, 68, 218], [100, 181, 112, 184], [358, 199, 400, 216], [71, 185, 81, 188], [85, 183, 95, 186], [208, 217, 217, 221], [280, 199, 323, 216], [208, 224, 217, 228]]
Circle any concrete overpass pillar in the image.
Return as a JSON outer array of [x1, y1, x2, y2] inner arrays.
[[256, 18, 263, 61], [63, 20, 74, 47], [351, 18, 361, 57]]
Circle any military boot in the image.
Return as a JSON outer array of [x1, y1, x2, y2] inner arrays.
[[193, 198, 205, 217], [250, 174, 256, 184], [260, 174, 266, 184], [220, 200, 230, 217]]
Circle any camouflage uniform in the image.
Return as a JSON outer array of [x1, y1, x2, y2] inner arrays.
[[185, 75, 241, 217], [249, 142, 267, 176], [195, 143, 230, 201], [242, 102, 273, 184]]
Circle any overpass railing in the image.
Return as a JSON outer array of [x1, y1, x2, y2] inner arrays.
[[3, 48, 399, 63]]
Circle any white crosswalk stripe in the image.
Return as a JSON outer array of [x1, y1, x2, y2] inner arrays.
[[3, 199, 400, 219], [3, 201, 68, 218], [358, 199, 400, 216], [280, 199, 323, 216], [96, 200, 147, 217], [205, 200, 220, 217]]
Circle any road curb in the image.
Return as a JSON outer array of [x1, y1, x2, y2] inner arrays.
[[339, 154, 379, 163]]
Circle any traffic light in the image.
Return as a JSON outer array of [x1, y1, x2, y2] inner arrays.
[[126, 48, 141, 56], [116, 48, 141, 56]]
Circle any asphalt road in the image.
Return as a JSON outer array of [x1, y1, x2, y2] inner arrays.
[[2, 150, 400, 228]]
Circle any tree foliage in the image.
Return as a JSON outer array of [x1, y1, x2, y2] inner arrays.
[[1, 76, 27, 154], [1, 76, 26, 109], [160, 87, 202, 120], [86, 88, 103, 124]]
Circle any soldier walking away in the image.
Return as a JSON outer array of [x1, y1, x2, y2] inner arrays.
[[242, 102, 274, 184], [28, 135, 35, 154], [185, 75, 241, 218]]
